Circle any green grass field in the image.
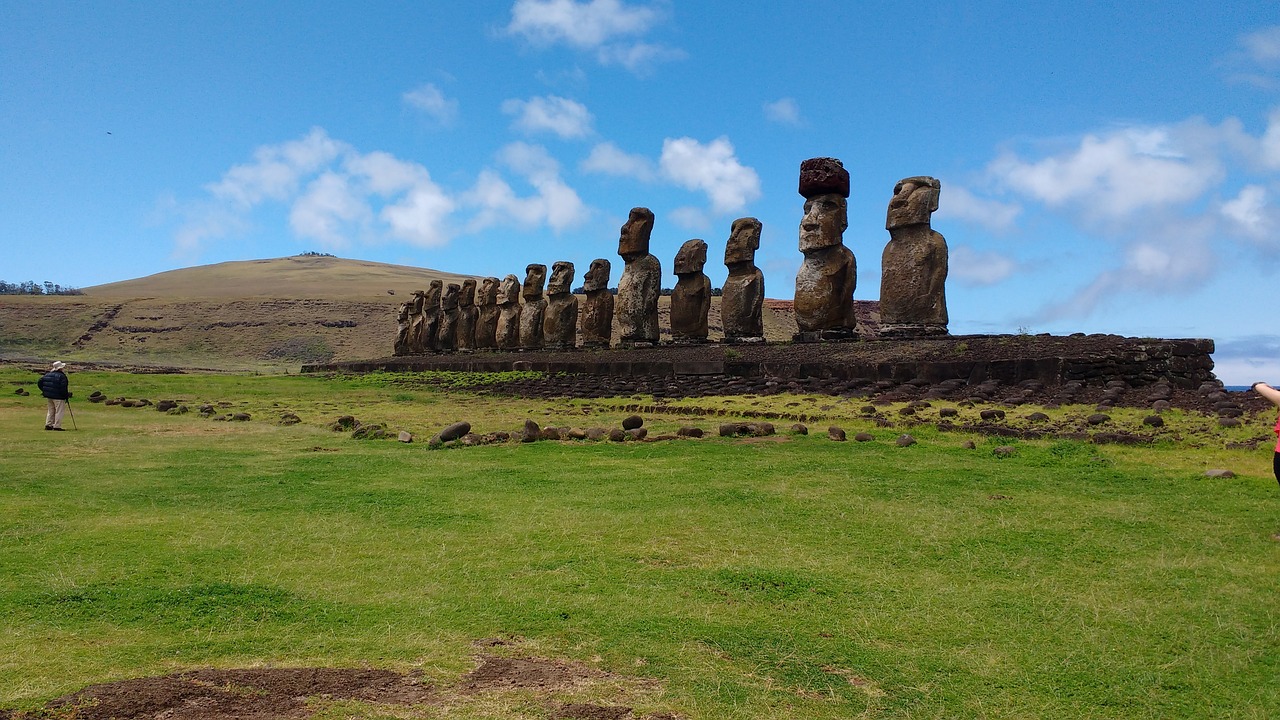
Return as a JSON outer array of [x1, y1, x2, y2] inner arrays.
[[2, 367, 1278, 718]]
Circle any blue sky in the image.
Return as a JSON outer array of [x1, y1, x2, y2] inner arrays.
[[4, 1, 1280, 383]]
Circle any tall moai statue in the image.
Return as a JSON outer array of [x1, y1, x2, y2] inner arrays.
[[543, 261, 577, 350], [616, 207, 661, 345], [579, 258, 614, 348], [474, 277, 500, 349], [793, 157, 857, 340], [393, 300, 412, 356], [495, 274, 522, 351], [420, 280, 444, 351], [455, 278, 478, 350], [880, 176, 948, 337], [519, 263, 548, 350], [438, 283, 460, 351], [722, 217, 765, 343], [407, 289, 427, 353], [670, 239, 710, 343]]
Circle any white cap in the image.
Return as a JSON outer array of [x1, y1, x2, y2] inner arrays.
[[51, 361, 66, 371]]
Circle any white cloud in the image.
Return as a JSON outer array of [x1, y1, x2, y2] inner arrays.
[[289, 172, 372, 248], [763, 98, 802, 126], [659, 136, 761, 214], [1261, 110, 1280, 170], [936, 185, 1021, 232], [580, 141, 656, 181], [380, 183, 455, 248], [501, 95, 594, 138], [595, 41, 685, 74], [402, 83, 459, 127], [464, 142, 590, 233], [1242, 26, 1280, 67], [207, 127, 346, 207], [1221, 184, 1271, 239], [949, 246, 1017, 286], [504, 0, 681, 74]]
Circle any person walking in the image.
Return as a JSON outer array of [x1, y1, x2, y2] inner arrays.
[[37, 361, 72, 431], [1251, 381, 1280, 486]]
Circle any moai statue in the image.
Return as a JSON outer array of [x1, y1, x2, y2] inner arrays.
[[670, 239, 710, 343], [455, 278, 478, 350], [880, 176, 948, 337], [393, 300, 412, 356], [543, 261, 578, 350], [579, 258, 614, 348], [437, 283, 460, 351], [616, 207, 661, 345], [793, 157, 857, 340], [722, 217, 765, 343], [420, 280, 444, 352], [495, 274, 522, 351], [519, 263, 548, 350], [474, 277, 500, 349], [407, 289, 427, 353]]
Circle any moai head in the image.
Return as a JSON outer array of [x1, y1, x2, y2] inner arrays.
[[460, 278, 477, 307], [548, 261, 575, 295], [886, 176, 941, 230], [441, 283, 460, 311], [478, 277, 500, 305], [426, 279, 443, 307], [499, 274, 521, 304], [798, 157, 850, 252], [674, 239, 708, 275], [618, 207, 655, 260], [726, 217, 762, 266], [411, 290, 426, 313], [397, 301, 411, 321], [522, 263, 547, 300], [584, 258, 611, 292]]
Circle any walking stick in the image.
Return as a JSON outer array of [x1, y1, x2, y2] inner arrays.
[[65, 398, 77, 431]]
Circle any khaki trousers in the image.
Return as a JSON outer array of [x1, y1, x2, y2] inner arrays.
[[45, 399, 67, 429]]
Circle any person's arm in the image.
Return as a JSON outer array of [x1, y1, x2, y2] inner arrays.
[[1251, 382, 1280, 408]]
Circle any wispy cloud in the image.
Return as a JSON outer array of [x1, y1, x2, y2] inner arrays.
[[937, 185, 1021, 233], [501, 95, 594, 138], [763, 98, 802, 126], [659, 136, 761, 214], [580, 141, 656, 181], [949, 246, 1018, 286], [402, 83, 459, 127], [464, 142, 590, 233], [503, 0, 683, 74]]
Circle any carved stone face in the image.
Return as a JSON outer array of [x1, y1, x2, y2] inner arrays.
[[886, 176, 941, 230], [460, 279, 476, 307], [583, 258, 611, 292], [799, 194, 848, 252], [498, 274, 521, 304], [478, 277, 499, 305], [548, 261, 575, 294], [618, 207, 655, 259], [411, 290, 425, 313], [441, 283, 460, 310], [522, 264, 547, 300], [426, 280, 443, 307], [397, 302, 411, 320], [725, 217, 761, 265], [674, 239, 708, 275]]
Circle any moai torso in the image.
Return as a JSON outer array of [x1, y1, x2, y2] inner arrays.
[[474, 277, 500, 349], [519, 264, 547, 350], [394, 301, 412, 356], [616, 207, 661, 345], [880, 176, 948, 336], [495, 274, 522, 351], [543, 261, 578, 350], [407, 290, 427, 353], [437, 283, 460, 351], [420, 280, 443, 352], [793, 158, 856, 338], [456, 279, 478, 350], [670, 238, 710, 342], [722, 217, 765, 341], [579, 258, 614, 348]]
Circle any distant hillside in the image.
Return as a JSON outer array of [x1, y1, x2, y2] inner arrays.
[[85, 255, 474, 299]]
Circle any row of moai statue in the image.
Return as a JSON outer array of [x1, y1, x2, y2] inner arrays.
[[393, 156, 947, 354]]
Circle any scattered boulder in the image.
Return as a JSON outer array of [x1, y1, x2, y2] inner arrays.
[[280, 413, 301, 425], [789, 423, 808, 435], [155, 400, 178, 412], [1025, 412, 1049, 423], [860, 406, 877, 415], [14, 388, 29, 396], [1086, 413, 1110, 425], [895, 434, 917, 447], [898, 406, 916, 416], [938, 407, 958, 418], [748, 422, 775, 436], [979, 409, 1005, 421], [1204, 469, 1236, 478], [677, 426, 705, 438], [1151, 399, 1172, 413], [230, 412, 251, 422], [585, 427, 608, 441], [621, 414, 644, 430], [520, 419, 541, 443], [167, 405, 188, 415], [198, 404, 215, 416], [460, 433, 484, 446], [438, 421, 472, 442], [398, 431, 413, 443], [625, 427, 648, 441], [540, 426, 564, 441], [330, 415, 358, 431], [352, 423, 389, 439], [1218, 417, 1242, 428], [992, 445, 1016, 458], [961, 440, 977, 450], [854, 432, 874, 442], [607, 428, 626, 442], [1142, 415, 1164, 427], [105, 397, 122, 406], [827, 426, 847, 441], [719, 422, 749, 437], [567, 428, 588, 440]]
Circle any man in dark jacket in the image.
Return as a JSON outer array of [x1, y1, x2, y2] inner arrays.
[[37, 361, 71, 430]]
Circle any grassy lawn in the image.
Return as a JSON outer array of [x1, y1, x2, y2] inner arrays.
[[1, 367, 1278, 718]]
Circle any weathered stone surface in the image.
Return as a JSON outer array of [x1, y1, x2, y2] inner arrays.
[[608, 428, 626, 442], [617, 208, 661, 344], [980, 409, 1006, 421], [798, 157, 850, 199], [677, 426, 704, 438], [393, 300, 412, 356], [993, 445, 1016, 457], [722, 217, 765, 341], [406, 290, 426, 354], [1087, 413, 1111, 425], [543, 261, 577, 350], [895, 434, 917, 447], [474, 277, 500, 349], [455, 279, 478, 351], [827, 426, 847, 441], [437, 283, 460, 351], [421, 281, 443, 352], [438, 421, 471, 442], [519, 264, 547, 350], [520, 419, 541, 443], [580, 258, 614, 348], [795, 162, 856, 336], [398, 430, 413, 443], [880, 176, 948, 337], [1142, 414, 1165, 427], [790, 423, 808, 435], [854, 432, 874, 442], [625, 427, 648, 441], [621, 414, 644, 430], [670, 239, 710, 342], [496, 274, 522, 351], [1204, 468, 1236, 478]]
